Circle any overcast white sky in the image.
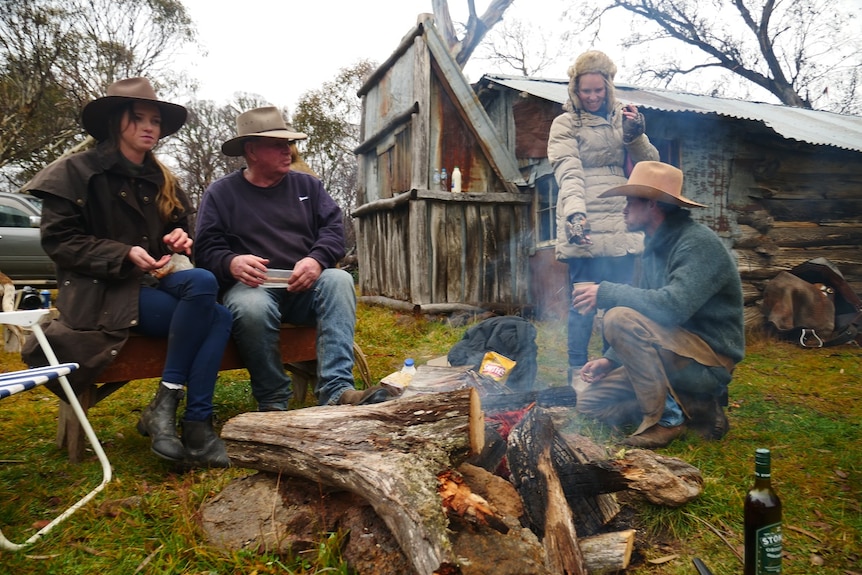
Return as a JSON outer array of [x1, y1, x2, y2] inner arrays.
[[175, 0, 862, 114], [175, 0, 578, 110]]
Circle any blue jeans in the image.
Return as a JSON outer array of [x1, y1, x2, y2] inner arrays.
[[567, 255, 636, 368], [222, 268, 356, 407], [134, 268, 233, 421]]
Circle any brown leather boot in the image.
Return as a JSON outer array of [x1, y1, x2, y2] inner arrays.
[[338, 385, 394, 405], [621, 423, 686, 448], [683, 395, 730, 440]]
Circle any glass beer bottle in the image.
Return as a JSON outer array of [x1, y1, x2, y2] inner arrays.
[[744, 448, 782, 574]]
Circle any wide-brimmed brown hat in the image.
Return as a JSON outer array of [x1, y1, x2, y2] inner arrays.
[[599, 161, 706, 208], [221, 106, 308, 157], [81, 77, 187, 142]]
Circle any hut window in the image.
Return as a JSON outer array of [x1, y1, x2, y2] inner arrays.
[[535, 174, 558, 246]]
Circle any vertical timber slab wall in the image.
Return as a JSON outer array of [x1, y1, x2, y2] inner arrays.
[[356, 192, 532, 310]]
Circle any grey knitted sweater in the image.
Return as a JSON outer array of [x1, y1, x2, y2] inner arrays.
[[596, 209, 745, 365]]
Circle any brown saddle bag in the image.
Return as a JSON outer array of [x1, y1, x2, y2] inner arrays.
[[762, 258, 862, 348]]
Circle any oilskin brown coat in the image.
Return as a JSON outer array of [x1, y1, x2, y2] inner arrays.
[[21, 142, 191, 395]]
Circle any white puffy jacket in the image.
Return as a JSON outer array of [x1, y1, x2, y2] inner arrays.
[[547, 100, 659, 260]]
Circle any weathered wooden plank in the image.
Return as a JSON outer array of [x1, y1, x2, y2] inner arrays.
[[462, 203, 482, 303], [480, 203, 499, 304], [446, 202, 465, 303], [766, 222, 862, 248], [430, 201, 449, 303], [410, 198, 432, 305], [735, 247, 862, 281]]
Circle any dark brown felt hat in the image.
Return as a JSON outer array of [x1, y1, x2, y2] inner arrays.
[[81, 77, 187, 142]]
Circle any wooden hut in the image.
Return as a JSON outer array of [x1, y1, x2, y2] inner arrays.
[[353, 14, 532, 315]]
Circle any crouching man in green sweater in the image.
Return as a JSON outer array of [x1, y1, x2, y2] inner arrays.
[[571, 161, 745, 448]]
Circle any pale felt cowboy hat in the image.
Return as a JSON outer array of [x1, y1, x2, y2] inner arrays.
[[81, 77, 187, 142], [599, 161, 707, 208], [221, 106, 308, 157]]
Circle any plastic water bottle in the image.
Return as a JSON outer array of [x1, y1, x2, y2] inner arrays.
[[432, 168, 440, 189], [451, 166, 462, 193], [439, 168, 447, 192], [401, 358, 417, 375]]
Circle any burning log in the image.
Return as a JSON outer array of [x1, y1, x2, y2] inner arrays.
[[508, 407, 588, 575]]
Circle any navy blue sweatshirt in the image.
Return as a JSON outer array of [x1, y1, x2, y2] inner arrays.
[[195, 169, 346, 290]]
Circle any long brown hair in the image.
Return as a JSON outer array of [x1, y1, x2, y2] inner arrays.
[[107, 102, 184, 221]]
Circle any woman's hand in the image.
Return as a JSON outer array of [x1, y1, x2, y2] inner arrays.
[[621, 104, 645, 143], [566, 212, 592, 245], [127, 246, 171, 272], [163, 228, 192, 255]]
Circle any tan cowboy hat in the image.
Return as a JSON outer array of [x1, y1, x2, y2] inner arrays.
[[599, 161, 707, 208], [81, 77, 187, 142], [221, 106, 308, 157]]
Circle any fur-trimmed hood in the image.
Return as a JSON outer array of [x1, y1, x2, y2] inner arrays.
[[563, 50, 618, 113]]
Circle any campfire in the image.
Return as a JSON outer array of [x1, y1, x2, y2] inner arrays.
[[204, 367, 704, 575]]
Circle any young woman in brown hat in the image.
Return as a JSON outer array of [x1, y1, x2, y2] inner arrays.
[[23, 77, 232, 468]]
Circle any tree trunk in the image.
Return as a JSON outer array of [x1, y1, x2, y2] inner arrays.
[[220, 388, 481, 575]]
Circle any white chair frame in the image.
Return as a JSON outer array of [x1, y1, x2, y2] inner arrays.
[[0, 309, 112, 551]]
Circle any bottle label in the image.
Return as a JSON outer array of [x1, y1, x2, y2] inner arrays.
[[755, 523, 782, 573]]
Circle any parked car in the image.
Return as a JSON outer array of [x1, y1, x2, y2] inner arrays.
[[0, 191, 56, 285]]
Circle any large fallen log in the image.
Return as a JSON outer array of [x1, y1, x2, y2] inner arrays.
[[220, 388, 482, 575]]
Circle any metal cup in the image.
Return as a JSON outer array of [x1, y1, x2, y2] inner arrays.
[[572, 282, 596, 315]]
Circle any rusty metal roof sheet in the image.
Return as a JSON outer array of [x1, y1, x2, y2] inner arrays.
[[482, 74, 862, 154]]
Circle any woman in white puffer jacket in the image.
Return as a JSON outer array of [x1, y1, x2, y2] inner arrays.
[[547, 50, 659, 384]]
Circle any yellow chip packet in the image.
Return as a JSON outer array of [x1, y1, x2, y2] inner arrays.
[[478, 351, 516, 383]]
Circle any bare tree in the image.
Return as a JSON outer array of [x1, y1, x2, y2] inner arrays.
[[0, 0, 196, 188], [432, 0, 516, 68], [474, 17, 565, 77], [570, 0, 862, 113]]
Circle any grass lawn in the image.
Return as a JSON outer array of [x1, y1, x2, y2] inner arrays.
[[0, 304, 859, 574]]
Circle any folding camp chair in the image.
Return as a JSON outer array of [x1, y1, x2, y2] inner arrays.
[[0, 309, 112, 551]]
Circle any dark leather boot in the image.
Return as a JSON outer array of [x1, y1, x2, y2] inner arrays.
[[137, 385, 185, 461], [181, 419, 231, 468]]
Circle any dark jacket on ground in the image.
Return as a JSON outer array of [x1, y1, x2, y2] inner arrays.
[[21, 142, 191, 393], [447, 315, 539, 391]]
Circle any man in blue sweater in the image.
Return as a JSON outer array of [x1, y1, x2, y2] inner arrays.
[[571, 161, 745, 448], [195, 107, 389, 408]]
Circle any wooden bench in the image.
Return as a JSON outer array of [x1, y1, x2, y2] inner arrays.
[[57, 324, 318, 463]]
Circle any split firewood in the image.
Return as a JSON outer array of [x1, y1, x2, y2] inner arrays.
[[508, 406, 588, 575], [437, 469, 509, 534], [616, 449, 704, 507], [577, 530, 636, 574]]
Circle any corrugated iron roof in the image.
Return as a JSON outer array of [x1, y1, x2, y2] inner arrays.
[[481, 74, 862, 154]]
